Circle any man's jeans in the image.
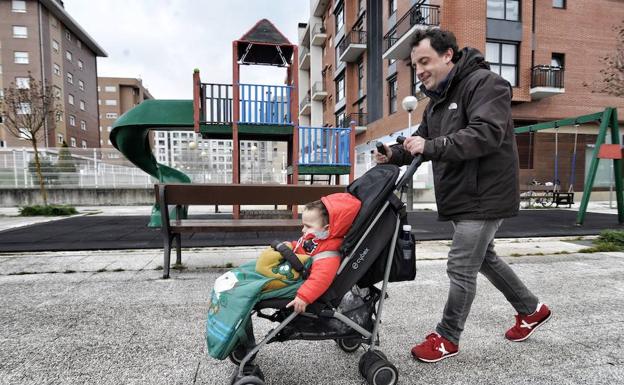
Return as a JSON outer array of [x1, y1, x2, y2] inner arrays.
[[435, 219, 539, 345]]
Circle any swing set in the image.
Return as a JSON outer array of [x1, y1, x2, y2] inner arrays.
[[515, 107, 623, 225]]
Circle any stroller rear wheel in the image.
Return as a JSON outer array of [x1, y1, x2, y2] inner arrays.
[[365, 359, 398, 385], [336, 338, 362, 353], [232, 375, 265, 385], [230, 363, 264, 385]]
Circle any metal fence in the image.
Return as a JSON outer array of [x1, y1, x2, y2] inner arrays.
[[0, 146, 291, 188]]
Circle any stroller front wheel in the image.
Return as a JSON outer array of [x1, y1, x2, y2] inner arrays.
[[366, 359, 399, 385], [336, 338, 362, 353], [228, 344, 257, 366]]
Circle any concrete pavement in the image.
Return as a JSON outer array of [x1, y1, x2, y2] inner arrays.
[[0, 249, 623, 384]]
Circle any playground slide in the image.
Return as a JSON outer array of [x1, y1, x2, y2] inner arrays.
[[110, 99, 194, 227]]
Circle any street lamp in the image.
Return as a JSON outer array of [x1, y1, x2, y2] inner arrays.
[[401, 96, 418, 211]]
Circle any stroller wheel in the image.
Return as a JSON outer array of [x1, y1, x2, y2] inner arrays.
[[230, 363, 264, 385], [228, 344, 257, 366], [358, 350, 387, 377], [365, 359, 398, 385], [336, 338, 362, 353], [232, 375, 265, 385]]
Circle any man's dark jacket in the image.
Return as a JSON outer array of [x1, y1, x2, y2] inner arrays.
[[390, 47, 519, 221]]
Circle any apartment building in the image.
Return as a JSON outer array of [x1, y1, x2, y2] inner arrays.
[[0, 0, 107, 149], [97, 77, 153, 148], [299, 0, 624, 189]]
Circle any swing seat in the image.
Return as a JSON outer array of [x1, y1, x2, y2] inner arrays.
[[597, 144, 623, 159]]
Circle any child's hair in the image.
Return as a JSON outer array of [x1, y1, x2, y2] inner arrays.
[[304, 200, 329, 226]]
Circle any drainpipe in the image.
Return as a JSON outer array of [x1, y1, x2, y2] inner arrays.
[[38, 2, 50, 147]]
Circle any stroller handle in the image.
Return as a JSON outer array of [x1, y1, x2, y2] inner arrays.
[[394, 135, 424, 191]]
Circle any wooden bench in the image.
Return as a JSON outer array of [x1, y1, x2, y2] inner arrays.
[[520, 184, 574, 208], [155, 183, 345, 278]]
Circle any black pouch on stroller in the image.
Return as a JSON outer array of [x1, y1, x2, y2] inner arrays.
[[390, 216, 416, 282]]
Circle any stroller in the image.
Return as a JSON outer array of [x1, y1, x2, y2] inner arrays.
[[222, 152, 424, 385]]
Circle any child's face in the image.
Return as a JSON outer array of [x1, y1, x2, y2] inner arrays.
[[301, 208, 328, 237]]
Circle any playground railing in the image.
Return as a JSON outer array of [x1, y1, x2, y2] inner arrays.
[[298, 126, 351, 166]]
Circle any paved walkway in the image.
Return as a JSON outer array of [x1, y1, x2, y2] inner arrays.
[[0, 249, 622, 384]]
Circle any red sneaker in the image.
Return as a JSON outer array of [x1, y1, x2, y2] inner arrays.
[[411, 333, 459, 363], [505, 303, 552, 342]]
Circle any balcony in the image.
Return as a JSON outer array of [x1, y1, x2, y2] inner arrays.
[[299, 93, 311, 116], [299, 126, 351, 166], [299, 47, 310, 70], [311, 23, 327, 46], [338, 30, 367, 63], [341, 112, 368, 134], [312, 0, 331, 17], [530, 65, 565, 100], [311, 81, 328, 101], [382, 2, 440, 60], [300, 23, 310, 48]]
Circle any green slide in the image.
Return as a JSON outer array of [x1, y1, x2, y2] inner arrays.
[[110, 99, 194, 227]]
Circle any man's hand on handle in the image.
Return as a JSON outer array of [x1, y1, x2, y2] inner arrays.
[[403, 136, 426, 155]]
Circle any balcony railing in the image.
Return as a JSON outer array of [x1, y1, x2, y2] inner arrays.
[[531, 65, 565, 88], [383, 2, 440, 57], [299, 93, 311, 115], [312, 23, 327, 46], [340, 113, 368, 128], [299, 126, 351, 166], [311, 81, 328, 101], [201, 83, 293, 126], [338, 30, 367, 62]]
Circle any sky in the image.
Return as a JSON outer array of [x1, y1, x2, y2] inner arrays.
[[62, 0, 309, 99]]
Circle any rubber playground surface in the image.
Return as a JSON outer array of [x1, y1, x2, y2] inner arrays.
[[0, 209, 621, 252]]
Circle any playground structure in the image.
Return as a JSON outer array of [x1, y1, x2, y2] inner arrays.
[[109, 20, 355, 226], [515, 107, 623, 225]]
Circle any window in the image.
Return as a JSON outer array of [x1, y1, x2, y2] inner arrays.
[[66, 51, 72, 61], [104, 86, 117, 92], [56, 111, 63, 122], [80, 120, 86, 130], [411, 67, 423, 97], [53, 86, 61, 99], [57, 134, 64, 144], [80, 100, 85, 111], [65, 30, 71, 41], [81, 140, 87, 149], [77, 40, 82, 49], [105, 112, 118, 119], [335, 74, 345, 103], [18, 128, 31, 140], [14, 51, 29, 64], [12, 0, 26, 12], [357, 58, 364, 97], [67, 72, 73, 84], [78, 80, 85, 91], [553, 0, 565, 8], [68, 94, 74, 105], [335, 109, 346, 128], [335, 41, 342, 66], [13, 26, 27, 38], [51, 16, 58, 28], [486, 41, 518, 86], [551, 52, 565, 68], [52, 40, 59, 53], [15, 77, 30, 89], [335, 2, 344, 32], [487, 0, 519, 21], [388, 75, 398, 114], [69, 115, 76, 126], [359, 0, 366, 13], [54, 63, 61, 76], [70, 137, 76, 147], [105, 99, 117, 106], [78, 60, 84, 70], [17, 103, 31, 115], [388, 0, 397, 16]]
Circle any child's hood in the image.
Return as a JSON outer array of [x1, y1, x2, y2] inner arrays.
[[320, 193, 361, 239]]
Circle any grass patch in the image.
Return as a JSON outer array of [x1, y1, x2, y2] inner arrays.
[[19, 205, 78, 216], [579, 230, 624, 253]]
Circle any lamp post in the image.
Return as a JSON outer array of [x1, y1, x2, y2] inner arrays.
[[401, 96, 419, 211]]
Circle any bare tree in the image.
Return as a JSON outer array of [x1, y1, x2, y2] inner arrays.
[[0, 73, 62, 205], [586, 20, 624, 97]]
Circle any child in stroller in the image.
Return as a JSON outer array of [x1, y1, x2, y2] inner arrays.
[[207, 147, 421, 385]]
